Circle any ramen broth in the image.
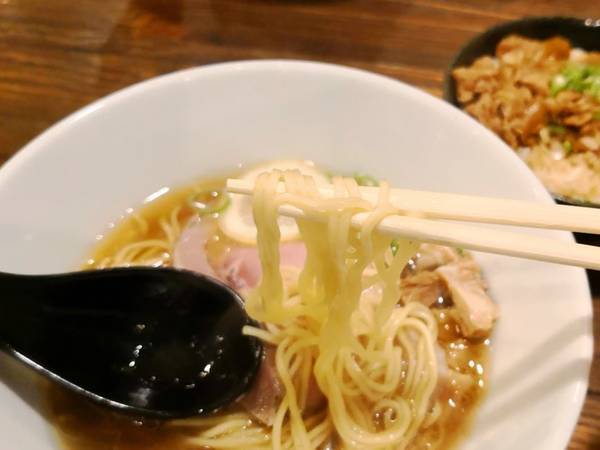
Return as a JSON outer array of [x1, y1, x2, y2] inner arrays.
[[47, 176, 490, 450]]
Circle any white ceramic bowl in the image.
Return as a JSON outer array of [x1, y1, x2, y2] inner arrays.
[[0, 61, 592, 450]]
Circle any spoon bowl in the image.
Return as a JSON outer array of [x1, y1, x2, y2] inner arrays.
[[0, 267, 263, 419]]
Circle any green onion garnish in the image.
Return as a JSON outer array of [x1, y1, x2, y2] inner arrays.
[[390, 239, 399, 256], [188, 189, 231, 216], [353, 173, 379, 187], [548, 123, 566, 135], [550, 64, 600, 100]]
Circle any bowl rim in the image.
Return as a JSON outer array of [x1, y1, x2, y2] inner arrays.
[[0, 58, 555, 206], [0, 59, 593, 450]]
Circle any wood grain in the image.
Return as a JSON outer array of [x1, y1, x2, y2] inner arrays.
[[0, 1, 598, 448]]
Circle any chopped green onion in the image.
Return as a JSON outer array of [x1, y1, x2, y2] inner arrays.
[[550, 64, 600, 100], [324, 170, 335, 181], [550, 74, 567, 96], [548, 123, 566, 135], [563, 140, 573, 155], [594, 110, 600, 120], [188, 189, 230, 216], [353, 172, 379, 187], [390, 239, 399, 256], [456, 247, 465, 256]]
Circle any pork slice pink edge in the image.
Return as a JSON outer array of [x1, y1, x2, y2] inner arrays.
[[174, 219, 307, 290], [238, 345, 283, 426], [172, 218, 217, 277], [173, 220, 308, 423]]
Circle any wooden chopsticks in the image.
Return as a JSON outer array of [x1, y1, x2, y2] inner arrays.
[[226, 178, 600, 270]]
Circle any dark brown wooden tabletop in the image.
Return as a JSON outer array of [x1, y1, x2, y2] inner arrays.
[[1, 1, 598, 448]]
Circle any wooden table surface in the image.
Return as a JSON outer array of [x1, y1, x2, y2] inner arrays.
[[1, 0, 598, 448]]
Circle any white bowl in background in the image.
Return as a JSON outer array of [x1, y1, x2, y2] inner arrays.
[[0, 61, 592, 450]]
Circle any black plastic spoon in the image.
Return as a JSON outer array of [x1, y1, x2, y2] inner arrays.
[[0, 267, 263, 419]]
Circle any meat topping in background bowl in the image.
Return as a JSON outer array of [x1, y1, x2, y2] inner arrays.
[[453, 35, 600, 203]]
